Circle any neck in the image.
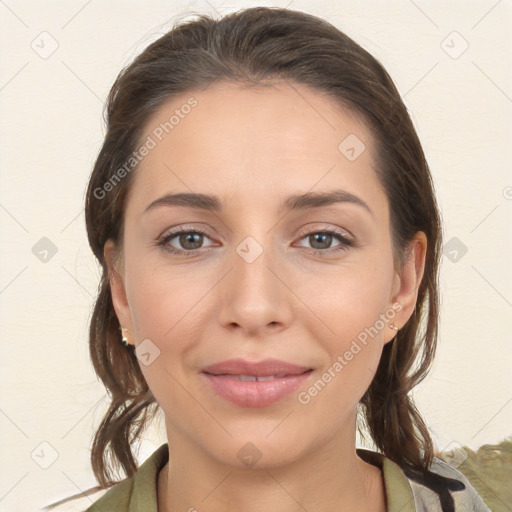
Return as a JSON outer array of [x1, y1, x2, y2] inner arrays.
[[157, 420, 386, 512]]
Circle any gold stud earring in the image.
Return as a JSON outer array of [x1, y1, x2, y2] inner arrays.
[[389, 324, 399, 331], [120, 327, 131, 347]]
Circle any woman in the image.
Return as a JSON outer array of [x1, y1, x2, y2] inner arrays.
[[43, 6, 491, 512]]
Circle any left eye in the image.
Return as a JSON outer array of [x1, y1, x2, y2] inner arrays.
[[296, 230, 353, 253]]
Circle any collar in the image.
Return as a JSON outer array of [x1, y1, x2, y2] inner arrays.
[[357, 448, 416, 512], [105, 444, 416, 512]]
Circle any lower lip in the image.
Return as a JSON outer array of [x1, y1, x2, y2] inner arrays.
[[202, 371, 312, 408]]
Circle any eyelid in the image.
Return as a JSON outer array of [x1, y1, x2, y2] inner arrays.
[[295, 223, 353, 241], [158, 224, 214, 239]]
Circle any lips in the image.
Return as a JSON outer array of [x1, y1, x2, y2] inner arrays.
[[201, 358, 312, 377], [201, 358, 313, 407], [218, 374, 288, 382]]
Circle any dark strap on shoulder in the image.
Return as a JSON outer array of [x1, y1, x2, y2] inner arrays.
[[403, 467, 466, 512]]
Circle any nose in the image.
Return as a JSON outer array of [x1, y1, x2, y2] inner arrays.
[[217, 235, 294, 337]]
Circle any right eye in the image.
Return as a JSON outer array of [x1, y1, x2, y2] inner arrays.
[[156, 227, 216, 256]]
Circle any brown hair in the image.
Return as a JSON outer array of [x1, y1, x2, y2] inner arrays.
[[45, 5, 442, 508]]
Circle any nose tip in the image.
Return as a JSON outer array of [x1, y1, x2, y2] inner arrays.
[[217, 242, 292, 335]]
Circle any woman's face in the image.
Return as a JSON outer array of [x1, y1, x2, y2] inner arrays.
[[107, 81, 425, 468]]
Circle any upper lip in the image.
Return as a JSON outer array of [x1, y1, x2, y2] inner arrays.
[[201, 358, 312, 377]]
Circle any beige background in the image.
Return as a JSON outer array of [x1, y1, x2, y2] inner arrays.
[[0, 0, 511, 510]]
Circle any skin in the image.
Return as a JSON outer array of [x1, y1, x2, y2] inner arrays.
[[105, 81, 427, 512]]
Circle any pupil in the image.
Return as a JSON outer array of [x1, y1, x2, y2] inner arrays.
[[181, 233, 202, 250], [312, 233, 331, 249]]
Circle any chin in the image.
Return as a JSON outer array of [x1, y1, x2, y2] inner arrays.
[[206, 432, 308, 470]]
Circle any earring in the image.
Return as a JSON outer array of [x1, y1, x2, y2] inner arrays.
[[120, 327, 131, 347], [389, 324, 399, 331]]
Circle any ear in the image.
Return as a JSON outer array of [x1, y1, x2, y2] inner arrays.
[[385, 231, 427, 344], [104, 239, 134, 340]]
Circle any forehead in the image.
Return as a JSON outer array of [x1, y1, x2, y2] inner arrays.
[[128, 81, 385, 215]]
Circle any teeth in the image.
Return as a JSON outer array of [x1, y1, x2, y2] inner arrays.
[[239, 375, 257, 382], [237, 374, 287, 381]]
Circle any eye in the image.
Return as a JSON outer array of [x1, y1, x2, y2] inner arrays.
[[295, 227, 354, 255], [156, 227, 215, 256]]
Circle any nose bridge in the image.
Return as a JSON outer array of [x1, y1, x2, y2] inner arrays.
[[217, 226, 291, 333], [229, 203, 277, 276], [232, 230, 277, 303]]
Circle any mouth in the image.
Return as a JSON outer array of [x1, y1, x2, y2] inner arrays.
[[200, 359, 314, 407], [207, 373, 304, 381], [201, 357, 313, 377]]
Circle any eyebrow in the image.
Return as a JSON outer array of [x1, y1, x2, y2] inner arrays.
[[144, 189, 373, 217]]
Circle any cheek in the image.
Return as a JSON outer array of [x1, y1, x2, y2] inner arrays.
[[299, 256, 393, 398], [124, 249, 212, 342], [296, 274, 391, 418], [304, 253, 395, 339], [123, 261, 206, 415]]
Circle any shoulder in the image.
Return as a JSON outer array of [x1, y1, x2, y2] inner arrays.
[[37, 479, 133, 512], [36, 487, 109, 512], [404, 457, 492, 511], [37, 443, 167, 512]]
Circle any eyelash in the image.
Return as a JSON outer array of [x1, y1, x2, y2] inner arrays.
[[155, 226, 354, 258]]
